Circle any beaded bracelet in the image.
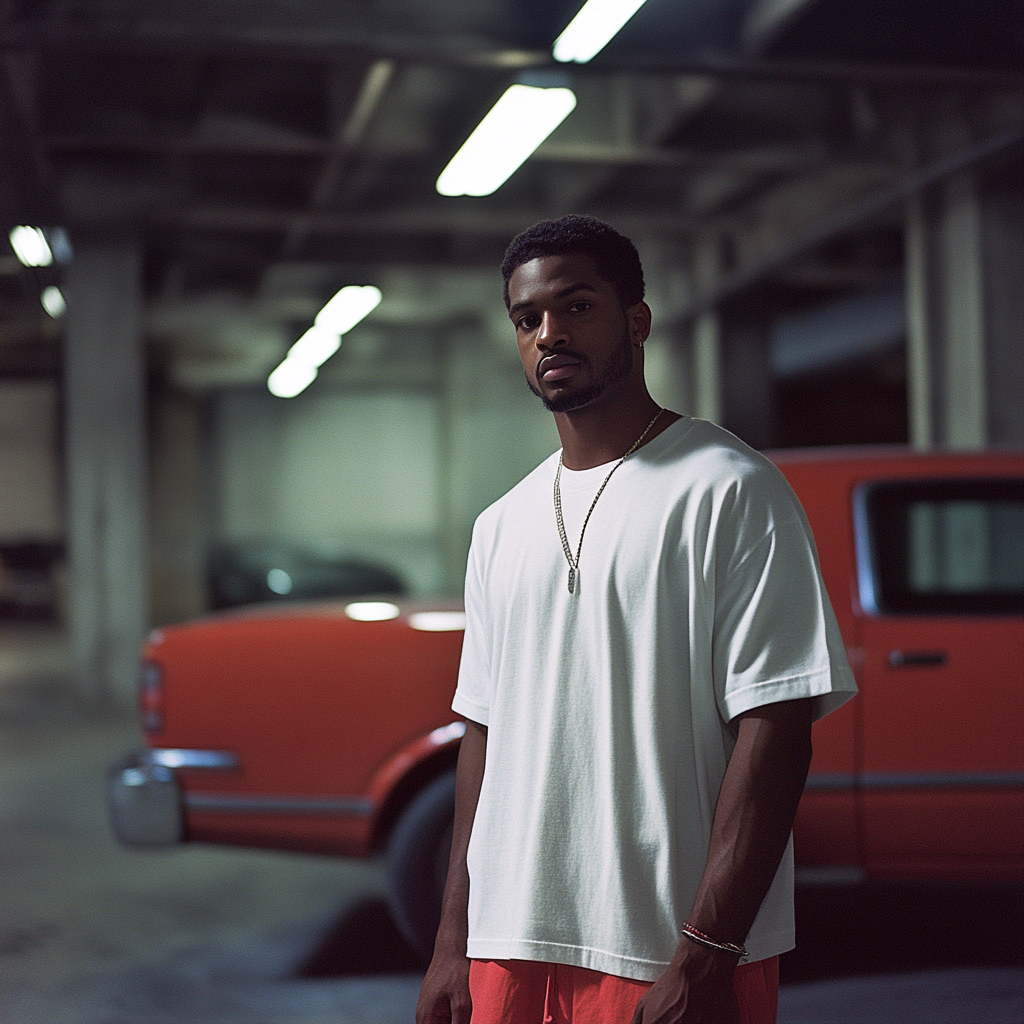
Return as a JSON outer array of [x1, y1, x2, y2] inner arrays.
[[681, 922, 748, 959]]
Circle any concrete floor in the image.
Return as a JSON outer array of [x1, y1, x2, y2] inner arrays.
[[2, 624, 1022, 1023]]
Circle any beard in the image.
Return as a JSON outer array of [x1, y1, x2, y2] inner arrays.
[[526, 328, 634, 413]]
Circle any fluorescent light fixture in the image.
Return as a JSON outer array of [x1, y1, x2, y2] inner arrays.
[[268, 284, 380, 397], [315, 285, 382, 334], [41, 285, 66, 318], [345, 601, 401, 622], [436, 84, 577, 197], [409, 611, 467, 632], [287, 325, 341, 368], [9, 225, 53, 267], [553, 0, 649, 63], [268, 358, 318, 398]]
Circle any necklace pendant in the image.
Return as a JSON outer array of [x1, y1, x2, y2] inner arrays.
[[567, 566, 576, 594]]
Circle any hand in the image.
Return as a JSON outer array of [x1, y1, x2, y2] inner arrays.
[[629, 943, 739, 1024], [415, 943, 472, 1024]]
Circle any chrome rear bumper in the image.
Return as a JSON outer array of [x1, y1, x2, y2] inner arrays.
[[107, 748, 239, 846], [107, 750, 184, 846]]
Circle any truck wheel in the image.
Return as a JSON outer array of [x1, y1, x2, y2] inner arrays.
[[386, 768, 456, 962]]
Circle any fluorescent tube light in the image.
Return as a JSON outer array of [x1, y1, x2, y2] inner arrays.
[[268, 358, 318, 398], [436, 84, 577, 197], [267, 284, 381, 397], [41, 285, 66, 318], [287, 325, 341, 368], [345, 601, 401, 622], [315, 285, 382, 334], [9, 225, 53, 267], [409, 611, 467, 632], [553, 0, 649, 63]]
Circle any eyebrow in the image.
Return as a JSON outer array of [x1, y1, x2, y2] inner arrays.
[[508, 281, 600, 319]]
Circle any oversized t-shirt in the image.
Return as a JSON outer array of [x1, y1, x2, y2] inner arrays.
[[452, 416, 856, 981]]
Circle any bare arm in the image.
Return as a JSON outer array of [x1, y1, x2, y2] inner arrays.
[[416, 719, 487, 1024], [633, 698, 814, 1024]]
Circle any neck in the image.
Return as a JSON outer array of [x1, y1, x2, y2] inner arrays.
[[554, 385, 676, 470]]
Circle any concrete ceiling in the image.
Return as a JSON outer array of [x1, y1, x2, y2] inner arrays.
[[1, 0, 1021, 387]]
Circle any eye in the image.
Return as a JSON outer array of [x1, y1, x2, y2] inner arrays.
[[516, 314, 540, 331], [568, 300, 592, 313]]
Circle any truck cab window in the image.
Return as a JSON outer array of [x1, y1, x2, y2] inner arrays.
[[856, 479, 1024, 615]]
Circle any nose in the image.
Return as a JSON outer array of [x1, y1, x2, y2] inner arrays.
[[536, 311, 567, 349]]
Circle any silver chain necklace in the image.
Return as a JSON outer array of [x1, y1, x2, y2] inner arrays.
[[553, 408, 664, 594]]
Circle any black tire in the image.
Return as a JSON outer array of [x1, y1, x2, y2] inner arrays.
[[386, 768, 456, 962]]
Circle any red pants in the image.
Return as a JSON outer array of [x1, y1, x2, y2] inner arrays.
[[468, 956, 779, 1024]]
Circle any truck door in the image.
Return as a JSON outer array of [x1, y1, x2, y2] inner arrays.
[[854, 477, 1024, 878]]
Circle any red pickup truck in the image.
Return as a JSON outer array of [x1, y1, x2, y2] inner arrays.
[[109, 449, 1024, 957]]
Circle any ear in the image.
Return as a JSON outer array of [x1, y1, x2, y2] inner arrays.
[[627, 301, 652, 346]]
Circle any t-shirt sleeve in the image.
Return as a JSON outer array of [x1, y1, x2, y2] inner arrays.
[[452, 521, 491, 726], [712, 464, 857, 723]]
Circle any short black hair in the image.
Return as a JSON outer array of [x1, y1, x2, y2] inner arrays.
[[501, 215, 645, 310]]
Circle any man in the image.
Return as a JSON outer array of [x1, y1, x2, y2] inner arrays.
[[417, 216, 856, 1024]]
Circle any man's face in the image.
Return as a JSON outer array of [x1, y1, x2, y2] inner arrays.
[[507, 253, 645, 414]]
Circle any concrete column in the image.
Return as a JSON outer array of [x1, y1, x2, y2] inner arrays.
[[981, 182, 1024, 446], [903, 165, 1012, 452], [691, 235, 722, 424], [904, 193, 934, 449], [721, 312, 774, 450], [64, 239, 148, 707], [436, 327, 462, 596], [939, 169, 987, 448], [637, 241, 691, 416], [899, 93, 1020, 452], [150, 390, 206, 625]]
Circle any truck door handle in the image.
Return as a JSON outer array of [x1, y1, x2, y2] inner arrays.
[[887, 650, 947, 668]]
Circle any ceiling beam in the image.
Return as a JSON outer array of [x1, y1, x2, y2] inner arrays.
[[1, 51, 59, 211], [281, 58, 396, 258], [534, 141, 889, 174], [0, 22, 546, 69], [1, 24, 1021, 87], [684, 120, 1024, 318], [742, 0, 822, 54], [40, 134, 425, 158], [43, 132, 894, 176], [152, 205, 697, 237]]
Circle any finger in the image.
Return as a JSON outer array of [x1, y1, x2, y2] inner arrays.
[[416, 1004, 448, 1024], [451, 989, 473, 1024], [416, 991, 460, 1024]]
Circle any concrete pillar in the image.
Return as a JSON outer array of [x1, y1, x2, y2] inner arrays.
[[981, 182, 1024, 446], [900, 94, 1022, 452], [939, 169, 987, 448], [691, 235, 722, 424], [903, 162, 1021, 451], [63, 239, 149, 707], [904, 193, 934, 449], [636, 240, 691, 417], [721, 312, 774, 450], [436, 327, 462, 597], [150, 390, 206, 625]]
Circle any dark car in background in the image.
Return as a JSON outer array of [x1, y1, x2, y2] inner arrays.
[[206, 541, 404, 610]]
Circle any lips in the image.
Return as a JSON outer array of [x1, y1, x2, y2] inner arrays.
[[538, 353, 583, 380]]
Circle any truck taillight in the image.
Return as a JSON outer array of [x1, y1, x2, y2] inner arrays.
[[139, 661, 164, 734]]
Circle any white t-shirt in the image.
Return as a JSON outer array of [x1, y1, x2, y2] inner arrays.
[[452, 416, 856, 982]]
